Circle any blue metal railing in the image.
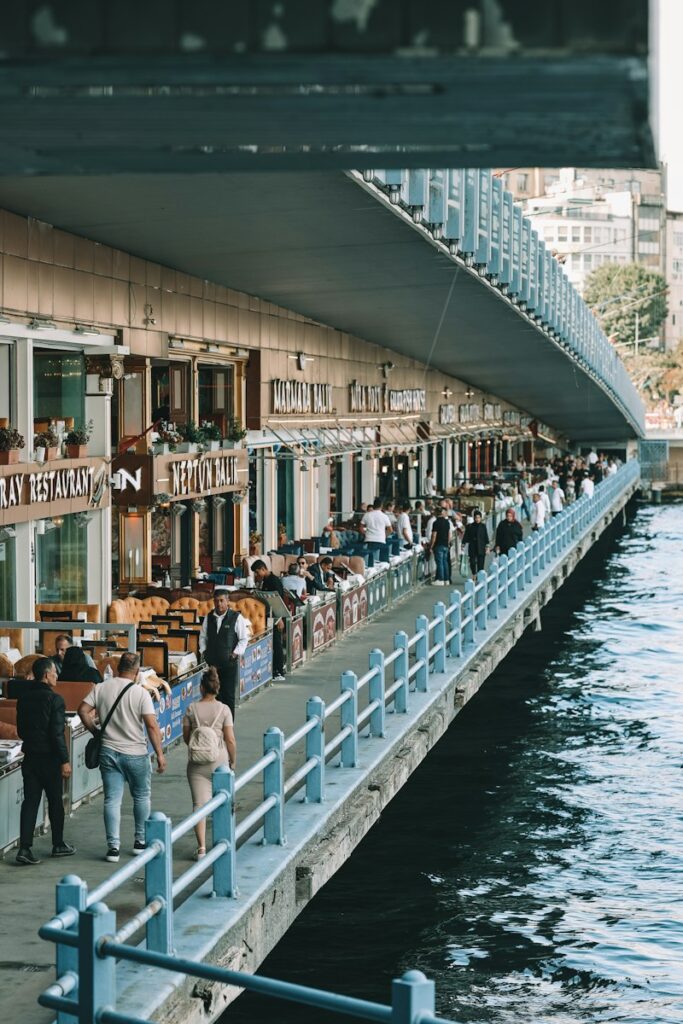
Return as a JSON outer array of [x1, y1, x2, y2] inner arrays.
[[360, 169, 644, 437], [38, 461, 640, 1024]]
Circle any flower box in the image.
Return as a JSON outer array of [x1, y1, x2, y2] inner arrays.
[[152, 442, 170, 455], [222, 439, 241, 450], [176, 442, 198, 454], [66, 443, 88, 459], [0, 449, 20, 465]]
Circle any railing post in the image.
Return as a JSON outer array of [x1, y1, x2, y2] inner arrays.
[[526, 536, 534, 583], [448, 591, 462, 658], [475, 571, 488, 630], [368, 649, 386, 737], [211, 765, 236, 897], [463, 580, 475, 644], [263, 727, 286, 846], [391, 969, 435, 1024], [414, 614, 429, 692], [488, 565, 499, 619], [432, 601, 447, 673], [78, 902, 116, 1024], [144, 812, 173, 954], [498, 555, 508, 609], [305, 696, 326, 801], [340, 670, 358, 767], [393, 632, 409, 713], [56, 874, 87, 1024]]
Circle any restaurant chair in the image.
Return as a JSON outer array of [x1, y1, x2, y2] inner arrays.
[[137, 640, 169, 681]]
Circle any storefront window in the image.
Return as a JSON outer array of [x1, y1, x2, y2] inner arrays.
[[0, 533, 16, 619], [277, 453, 294, 541], [198, 365, 234, 435], [36, 513, 88, 604], [151, 361, 190, 425], [33, 350, 84, 429], [151, 507, 172, 582], [0, 345, 12, 423]]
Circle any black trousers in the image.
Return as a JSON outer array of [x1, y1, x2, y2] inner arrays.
[[20, 754, 64, 848], [273, 625, 285, 677], [214, 658, 239, 720], [469, 552, 486, 575]]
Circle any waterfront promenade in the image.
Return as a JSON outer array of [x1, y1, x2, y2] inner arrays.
[[3, 572, 473, 1024]]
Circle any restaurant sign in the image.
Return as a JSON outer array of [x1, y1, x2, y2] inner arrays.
[[0, 463, 102, 512], [272, 380, 333, 415], [483, 403, 502, 422], [350, 382, 426, 414], [458, 403, 482, 424], [171, 455, 238, 498], [439, 403, 456, 425]]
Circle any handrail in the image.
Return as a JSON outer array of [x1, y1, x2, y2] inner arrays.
[[38, 462, 640, 1024]]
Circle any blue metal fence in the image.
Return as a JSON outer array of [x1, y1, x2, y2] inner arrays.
[[362, 168, 644, 437], [38, 462, 640, 1024]]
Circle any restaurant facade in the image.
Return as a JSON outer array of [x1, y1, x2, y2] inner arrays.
[[0, 207, 552, 621]]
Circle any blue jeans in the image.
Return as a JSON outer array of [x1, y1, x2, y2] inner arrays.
[[99, 748, 151, 848], [434, 545, 450, 581]]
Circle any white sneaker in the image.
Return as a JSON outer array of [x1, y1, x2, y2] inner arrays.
[[272, 674, 286, 682]]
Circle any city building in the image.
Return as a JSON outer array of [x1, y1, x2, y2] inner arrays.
[[664, 211, 683, 351]]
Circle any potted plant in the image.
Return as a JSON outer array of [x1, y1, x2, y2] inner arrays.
[[249, 530, 262, 556], [34, 426, 60, 462], [199, 420, 223, 452], [0, 426, 25, 465], [64, 419, 93, 459], [176, 421, 201, 454], [152, 421, 182, 455], [223, 416, 248, 449], [278, 521, 288, 546]]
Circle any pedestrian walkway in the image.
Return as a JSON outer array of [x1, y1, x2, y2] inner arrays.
[[2, 572, 476, 1024]]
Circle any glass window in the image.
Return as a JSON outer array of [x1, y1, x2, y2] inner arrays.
[[0, 533, 16, 620], [516, 173, 529, 193], [673, 260, 683, 274], [198, 364, 235, 435], [0, 346, 12, 424], [674, 231, 683, 248], [36, 513, 88, 604], [584, 254, 593, 269], [33, 350, 84, 430], [583, 226, 592, 243], [120, 371, 145, 441], [557, 226, 567, 242], [572, 227, 581, 242]]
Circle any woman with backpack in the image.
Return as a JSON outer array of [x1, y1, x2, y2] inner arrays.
[[182, 667, 237, 860]]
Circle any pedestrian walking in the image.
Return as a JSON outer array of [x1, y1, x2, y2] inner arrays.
[[78, 651, 166, 863], [462, 510, 489, 578], [495, 508, 523, 556], [15, 657, 75, 865], [199, 589, 250, 718], [530, 492, 546, 531], [549, 480, 565, 516], [429, 506, 453, 585], [182, 667, 236, 860]]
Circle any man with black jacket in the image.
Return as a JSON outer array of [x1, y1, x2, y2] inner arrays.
[[15, 657, 75, 865], [252, 560, 287, 681], [462, 510, 490, 579], [199, 589, 250, 719]]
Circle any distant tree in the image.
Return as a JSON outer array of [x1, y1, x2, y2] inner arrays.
[[583, 263, 668, 349]]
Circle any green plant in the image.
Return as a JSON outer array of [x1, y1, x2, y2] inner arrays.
[[64, 419, 93, 446], [177, 421, 202, 444], [0, 427, 25, 451], [34, 426, 59, 448], [226, 416, 247, 442], [249, 530, 262, 546], [199, 420, 222, 442]]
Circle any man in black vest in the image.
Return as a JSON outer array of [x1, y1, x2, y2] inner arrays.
[[199, 590, 250, 719]]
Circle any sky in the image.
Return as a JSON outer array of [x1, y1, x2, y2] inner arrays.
[[657, 0, 683, 211]]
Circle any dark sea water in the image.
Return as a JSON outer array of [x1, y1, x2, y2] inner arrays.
[[226, 503, 683, 1024]]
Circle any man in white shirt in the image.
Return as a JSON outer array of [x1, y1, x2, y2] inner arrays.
[[396, 502, 413, 548], [537, 484, 552, 516], [283, 564, 308, 599], [587, 449, 598, 465], [549, 481, 565, 515], [423, 469, 437, 497], [78, 651, 166, 863], [199, 589, 250, 718], [360, 498, 393, 554], [580, 473, 595, 498], [530, 492, 546, 531]]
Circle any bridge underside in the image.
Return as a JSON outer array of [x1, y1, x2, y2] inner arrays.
[[0, 170, 636, 442]]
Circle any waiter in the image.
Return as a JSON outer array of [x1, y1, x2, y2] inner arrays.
[[199, 589, 250, 719]]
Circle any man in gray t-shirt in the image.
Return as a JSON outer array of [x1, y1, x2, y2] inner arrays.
[[78, 651, 165, 863]]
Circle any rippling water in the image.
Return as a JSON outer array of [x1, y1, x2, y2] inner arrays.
[[227, 504, 683, 1024]]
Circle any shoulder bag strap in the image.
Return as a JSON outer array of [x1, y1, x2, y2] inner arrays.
[[98, 682, 136, 739]]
